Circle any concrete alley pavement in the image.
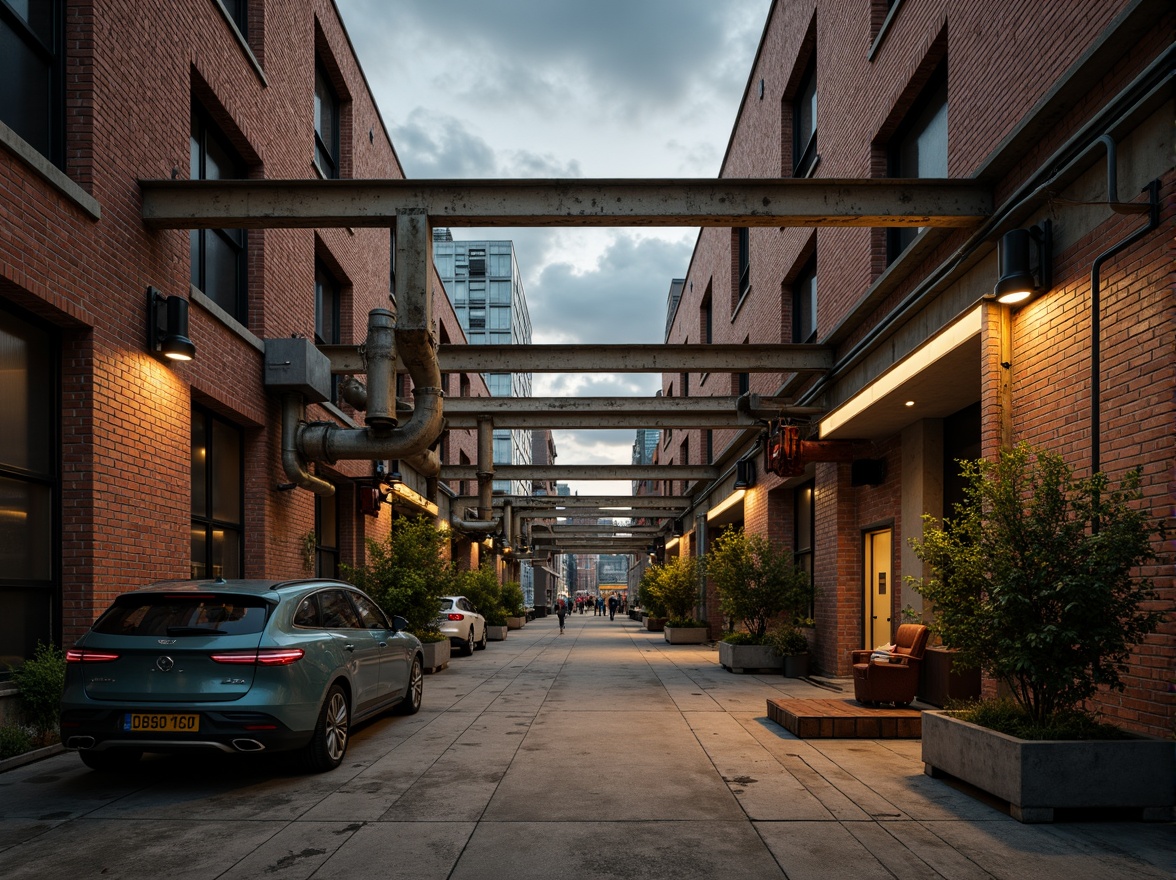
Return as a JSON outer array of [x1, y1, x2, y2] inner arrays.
[[0, 611, 1171, 879]]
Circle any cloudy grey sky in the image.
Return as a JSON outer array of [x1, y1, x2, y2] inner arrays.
[[335, 0, 772, 495]]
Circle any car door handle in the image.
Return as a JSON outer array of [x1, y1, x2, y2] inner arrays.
[[378, 641, 387, 648], [344, 643, 355, 652]]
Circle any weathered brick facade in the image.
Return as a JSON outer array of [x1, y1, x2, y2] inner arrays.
[[1, 0, 486, 658], [662, 0, 1173, 737]]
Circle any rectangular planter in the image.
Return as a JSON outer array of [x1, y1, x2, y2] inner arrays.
[[922, 710, 1175, 822], [664, 625, 707, 644], [782, 653, 809, 678], [644, 616, 666, 632], [506, 616, 526, 630], [719, 641, 781, 674], [486, 624, 508, 641], [420, 639, 450, 673]]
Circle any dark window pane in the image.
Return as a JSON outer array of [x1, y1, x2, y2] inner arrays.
[[315, 264, 339, 344], [0, 308, 53, 473], [211, 526, 240, 578], [93, 593, 267, 636], [293, 594, 321, 627], [0, 587, 52, 673], [314, 66, 339, 178], [0, 23, 51, 155], [210, 419, 241, 524], [190, 412, 208, 516], [319, 590, 361, 628], [190, 525, 207, 579], [349, 592, 387, 629], [0, 476, 52, 580]]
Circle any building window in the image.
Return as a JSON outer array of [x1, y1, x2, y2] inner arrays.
[[701, 294, 712, 344], [735, 227, 750, 305], [792, 259, 817, 343], [0, 304, 57, 673], [191, 407, 243, 580], [190, 108, 248, 322], [794, 481, 815, 620], [314, 62, 340, 178], [705, 430, 713, 465], [887, 66, 947, 262], [0, 0, 62, 166], [793, 60, 817, 177], [315, 490, 338, 578], [219, 0, 248, 38], [735, 371, 750, 397], [315, 261, 341, 402]]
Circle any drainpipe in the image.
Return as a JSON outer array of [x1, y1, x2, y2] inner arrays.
[[450, 416, 501, 535], [281, 393, 335, 496]]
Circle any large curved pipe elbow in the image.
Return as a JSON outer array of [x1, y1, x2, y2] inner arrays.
[[281, 394, 335, 496]]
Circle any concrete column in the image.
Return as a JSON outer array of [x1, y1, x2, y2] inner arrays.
[[900, 419, 944, 621]]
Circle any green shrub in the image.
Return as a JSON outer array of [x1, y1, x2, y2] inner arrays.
[[0, 724, 34, 760], [708, 527, 812, 639], [721, 631, 761, 645], [343, 515, 453, 640], [637, 565, 666, 618], [909, 444, 1165, 727], [766, 623, 810, 656], [10, 642, 66, 743], [459, 563, 507, 626], [949, 699, 1130, 741], [500, 581, 525, 617], [650, 555, 701, 622]]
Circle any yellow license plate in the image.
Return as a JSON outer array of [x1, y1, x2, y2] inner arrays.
[[124, 713, 200, 732]]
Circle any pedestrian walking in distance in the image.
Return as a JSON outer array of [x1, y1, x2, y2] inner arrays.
[[607, 594, 618, 621], [556, 600, 567, 633]]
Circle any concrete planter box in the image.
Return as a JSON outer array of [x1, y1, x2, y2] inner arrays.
[[719, 641, 781, 674], [644, 616, 666, 632], [506, 616, 526, 630], [420, 639, 450, 673], [486, 625, 508, 641], [919, 646, 981, 707], [922, 710, 1175, 822], [664, 625, 707, 644]]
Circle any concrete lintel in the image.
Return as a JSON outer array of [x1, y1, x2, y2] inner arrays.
[[140, 178, 991, 229]]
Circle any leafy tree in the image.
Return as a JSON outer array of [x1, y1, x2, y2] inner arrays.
[[342, 515, 452, 639], [708, 527, 811, 640], [909, 444, 1165, 726], [637, 564, 667, 618]]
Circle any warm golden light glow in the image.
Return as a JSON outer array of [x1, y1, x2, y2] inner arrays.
[[706, 489, 746, 522], [996, 289, 1033, 304], [390, 482, 439, 515]]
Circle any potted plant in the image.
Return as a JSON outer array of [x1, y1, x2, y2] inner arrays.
[[910, 444, 1171, 822], [637, 565, 668, 631], [460, 564, 508, 641], [502, 581, 527, 629], [767, 623, 811, 678], [708, 527, 812, 674], [343, 515, 452, 672], [653, 555, 707, 644]]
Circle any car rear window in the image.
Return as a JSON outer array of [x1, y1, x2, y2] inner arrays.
[[92, 594, 270, 636]]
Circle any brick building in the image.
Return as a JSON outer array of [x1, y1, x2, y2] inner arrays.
[[0, 0, 489, 674], [662, 0, 1173, 736]]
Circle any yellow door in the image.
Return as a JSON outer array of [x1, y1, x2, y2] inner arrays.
[[864, 529, 893, 648]]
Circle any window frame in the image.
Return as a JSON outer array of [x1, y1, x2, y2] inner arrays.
[[886, 65, 948, 263], [0, 0, 64, 167], [792, 258, 818, 344], [190, 406, 244, 580], [313, 61, 340, 179], [792, 60, 817, 178], [190, 106, 248, 323]]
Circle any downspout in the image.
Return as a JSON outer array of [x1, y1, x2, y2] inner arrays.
[[1089, 171, 1161, 483], [450, 415, 501, 534]]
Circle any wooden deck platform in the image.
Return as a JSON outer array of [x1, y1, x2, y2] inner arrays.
[[767, 698, 922, 739]]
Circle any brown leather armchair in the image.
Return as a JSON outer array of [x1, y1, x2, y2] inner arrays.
[[851, 623, 930, 707]]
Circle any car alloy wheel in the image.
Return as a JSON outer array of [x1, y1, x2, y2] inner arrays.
[[475, 626, 487, 650], [463, 628, 476, 656], [396, 657, 423, 715], [304, 684, 350, 771]]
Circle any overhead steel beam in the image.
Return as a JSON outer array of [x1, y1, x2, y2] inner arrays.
[[140, 178, 991, 229], [546, 524, 662, 534], [440, 395, 822, 429], [519, 510, 683, 521], [441, 465, 716, 481], [480, 495, 690, 510], [321, 343, 835, 375]]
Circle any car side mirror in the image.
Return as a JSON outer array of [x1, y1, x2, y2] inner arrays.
[[392, 615, 410, 633]]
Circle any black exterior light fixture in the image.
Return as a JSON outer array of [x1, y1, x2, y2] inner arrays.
[[993, 221, 1052, 305], [147, 287, 196, 361], [733, 457, 756, 490]]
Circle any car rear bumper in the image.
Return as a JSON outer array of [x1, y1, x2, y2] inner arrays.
[[60, 707, 312, 755]]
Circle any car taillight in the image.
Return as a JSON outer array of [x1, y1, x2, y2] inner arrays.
[[447, 613, 465, 621], [211, 649, 304, 666], [65, 648, 120, 663]]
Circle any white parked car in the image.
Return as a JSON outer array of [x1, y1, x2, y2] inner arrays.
[[437, 596, 487, 655]]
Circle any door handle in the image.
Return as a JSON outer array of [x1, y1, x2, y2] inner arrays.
[[344, 644, 355, 652], [871, 615, 878, 620], [378, 641, 387, 648]]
